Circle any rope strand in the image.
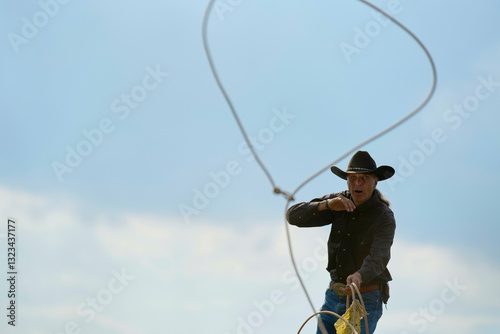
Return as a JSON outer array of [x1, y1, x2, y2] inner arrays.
[[202, 0, 278, 192], [201, 1, 437, 333], [296, 283, 367, 334], [282, 2, 436, 332]]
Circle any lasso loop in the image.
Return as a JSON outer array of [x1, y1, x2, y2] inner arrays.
[[202, 1, 437, 333]]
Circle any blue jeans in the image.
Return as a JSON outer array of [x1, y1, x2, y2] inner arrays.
[[316, 283, 383, 334]]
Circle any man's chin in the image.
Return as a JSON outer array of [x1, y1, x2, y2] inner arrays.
[[352, 194, 367, 205]]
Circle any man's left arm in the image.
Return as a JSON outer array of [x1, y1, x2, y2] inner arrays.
[[351, 211, 396, 285]]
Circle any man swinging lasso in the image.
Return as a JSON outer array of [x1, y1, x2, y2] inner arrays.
[[287, 151, 395, 334]]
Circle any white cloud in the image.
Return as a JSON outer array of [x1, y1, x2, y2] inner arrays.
[[0, 186, 77, 231], [378, 240, 500, 333], [390, 239, 500, 304], [1, 184, 500, 334]]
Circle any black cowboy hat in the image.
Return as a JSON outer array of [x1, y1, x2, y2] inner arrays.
[[330, 151, 395, 181]]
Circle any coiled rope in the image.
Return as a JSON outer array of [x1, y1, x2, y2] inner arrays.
[[202, 1, 437, 333], [297, 283, 368, 334]]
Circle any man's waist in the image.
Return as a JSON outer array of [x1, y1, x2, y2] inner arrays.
[[329, 281, 381, 295]]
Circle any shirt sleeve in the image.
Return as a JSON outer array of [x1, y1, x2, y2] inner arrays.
[[357, 210, 396, 283], [286, 194, 338, 228]]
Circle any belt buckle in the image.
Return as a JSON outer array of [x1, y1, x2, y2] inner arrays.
[[331, 282, 348, 296]]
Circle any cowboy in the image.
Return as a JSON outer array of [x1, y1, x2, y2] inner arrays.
[[286, 151, 395, 334]]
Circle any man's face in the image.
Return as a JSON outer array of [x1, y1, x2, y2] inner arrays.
[[347, 173, 378, 206]]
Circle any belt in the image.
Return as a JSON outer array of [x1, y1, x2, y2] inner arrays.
[[330, 281, 380, 296]]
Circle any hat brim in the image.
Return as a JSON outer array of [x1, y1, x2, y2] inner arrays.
[[330, 165, 395, 181]]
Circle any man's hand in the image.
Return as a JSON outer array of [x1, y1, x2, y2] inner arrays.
[[327, 195, 356, 212], [341, 272, 362, 295]]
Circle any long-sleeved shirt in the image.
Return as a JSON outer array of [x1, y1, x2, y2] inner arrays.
[[286, 190, 395, 285]]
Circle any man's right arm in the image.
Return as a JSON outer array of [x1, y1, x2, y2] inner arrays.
[[287, 191, 355, 227], [286, 196, 333, 227]]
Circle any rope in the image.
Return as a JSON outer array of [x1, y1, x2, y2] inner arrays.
[[281, 1, 437, 332], [297, 311, 359, 334], [202, 1, 437, 333], [297, 283, 368, 334], [202, 0, 286, 200], [351, 283, 369, 334]]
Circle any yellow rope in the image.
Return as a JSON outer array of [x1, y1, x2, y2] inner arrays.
[[335, 300, 365, 334], [297, 283, 370, 334], [297, 311, 359, 334]]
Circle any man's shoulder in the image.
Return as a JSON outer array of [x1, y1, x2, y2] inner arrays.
[[376, 205, 395, 225], [368, 198, 395, 220]]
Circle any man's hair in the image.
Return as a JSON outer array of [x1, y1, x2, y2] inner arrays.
[[375, 189, 391, 207]]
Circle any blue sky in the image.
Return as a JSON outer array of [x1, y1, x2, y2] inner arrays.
[[1, 0, 500, 333]]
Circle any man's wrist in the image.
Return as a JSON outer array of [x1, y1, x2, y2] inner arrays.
[[325, 199, 330, 210], [354, 272, 362, 284]]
